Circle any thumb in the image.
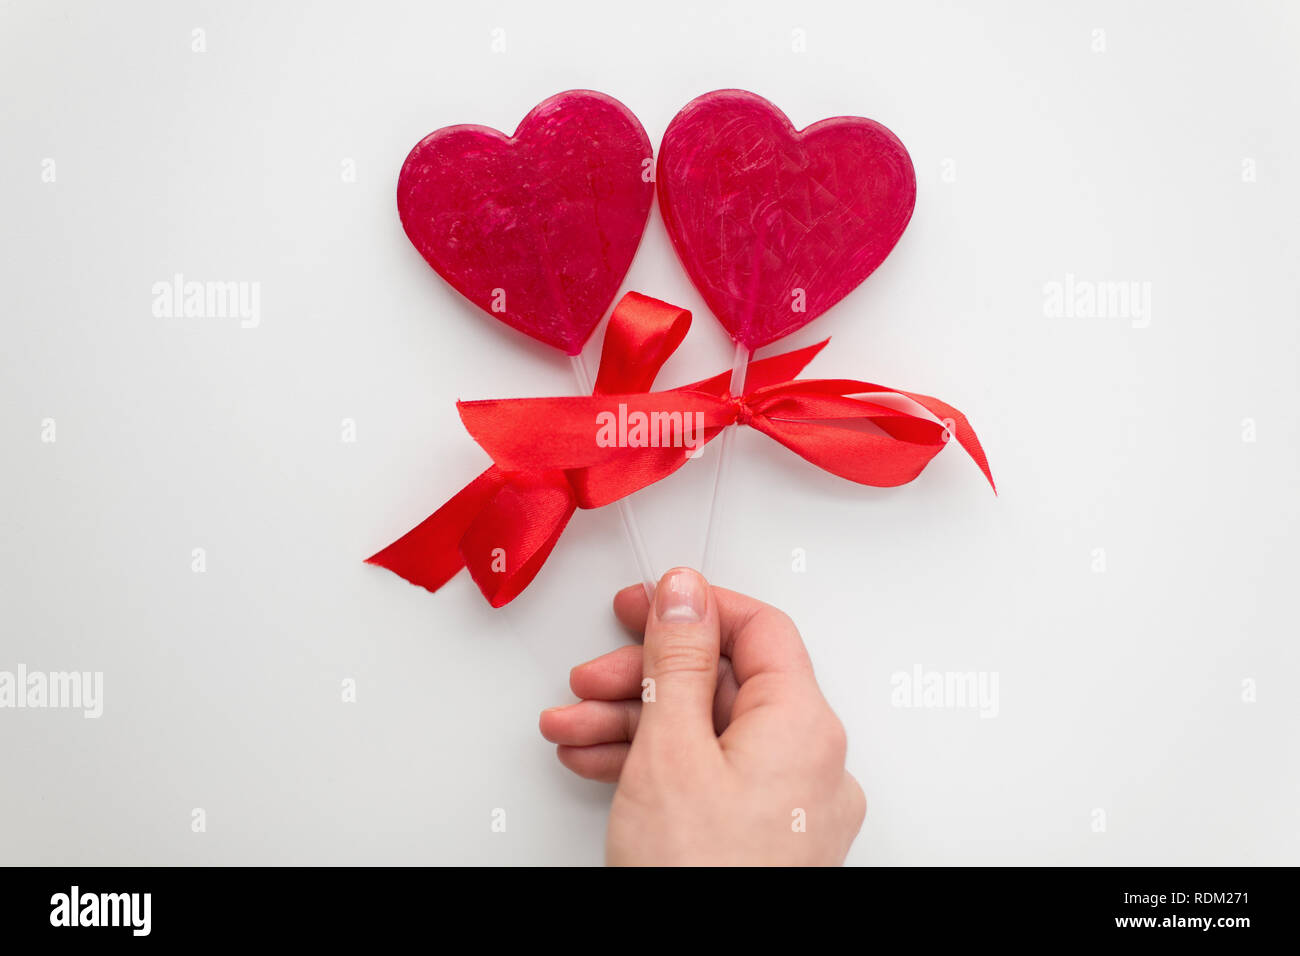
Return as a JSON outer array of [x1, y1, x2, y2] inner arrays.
[[637, 568, 721, 751]]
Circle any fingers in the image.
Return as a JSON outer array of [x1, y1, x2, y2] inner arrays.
[[712, 654, 740, 735], [540, 699, 640, 746], [613, 584, 651, 635], [637, 568, 722, 751], [569, 644, 740, 724], [614, 581, 816, 687], [555, 743, 629, 783], [548, 653, 739, 781], [569, 645, 643, 700]]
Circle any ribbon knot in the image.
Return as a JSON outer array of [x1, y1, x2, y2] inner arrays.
[[368, 291, 995, 608], [729, 394, 754, 426]]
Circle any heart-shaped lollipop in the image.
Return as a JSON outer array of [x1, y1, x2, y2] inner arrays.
[[657, 90, 916, 351], [397, 90, 654, 354]]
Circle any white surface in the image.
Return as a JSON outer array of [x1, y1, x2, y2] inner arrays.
[[2, 0, 1297, 866]]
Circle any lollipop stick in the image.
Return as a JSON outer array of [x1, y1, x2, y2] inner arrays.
[[569, 352, 657, 599], [700, 341, 751, 577]]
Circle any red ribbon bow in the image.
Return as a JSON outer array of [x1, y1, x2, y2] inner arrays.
[[368, 292, 994, 606]]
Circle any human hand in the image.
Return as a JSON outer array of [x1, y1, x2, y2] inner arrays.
[[539, 567, 866, 866]]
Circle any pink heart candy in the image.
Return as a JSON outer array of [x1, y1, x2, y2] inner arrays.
[[397, 91, 654, 355], [657, 90, 917, 351]]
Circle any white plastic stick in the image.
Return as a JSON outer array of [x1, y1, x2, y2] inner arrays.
[[700, 341, 751, 578], [569, 352, 657, 599]]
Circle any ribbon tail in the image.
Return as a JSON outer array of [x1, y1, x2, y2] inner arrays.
[[365, 467, 509, 592], [898, 390, 997, 493], [459, 471, 577, 607]]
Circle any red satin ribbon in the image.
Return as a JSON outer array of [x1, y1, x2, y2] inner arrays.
[[369, 291, 994, 607], [367, 292, 744, 606]]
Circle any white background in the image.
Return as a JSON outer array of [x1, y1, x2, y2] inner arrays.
[[2, 0, 1297, 865]]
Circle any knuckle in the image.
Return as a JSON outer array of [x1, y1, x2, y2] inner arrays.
[[756, 606, 799, 639], [844, 774, 868, 825], [815, 711, 848, 764], [651, 636, 715, 678]]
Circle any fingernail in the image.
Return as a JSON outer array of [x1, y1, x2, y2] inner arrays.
[[655, 568, 707, 623]]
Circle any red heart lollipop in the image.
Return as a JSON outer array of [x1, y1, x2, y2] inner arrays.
[[397, 90, 654, 355], [657, 90, 916, 351]]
